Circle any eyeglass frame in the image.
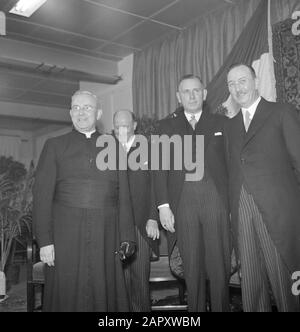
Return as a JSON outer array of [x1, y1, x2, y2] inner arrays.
[[70, 105, 97, 114]]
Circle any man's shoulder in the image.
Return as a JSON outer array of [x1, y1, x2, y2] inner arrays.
[[166, 107, 183, 120], [205, 110, 229, 133], [158, 107, 183, 126], [45, 130, 73, 146], [260, 98, 298, 119]]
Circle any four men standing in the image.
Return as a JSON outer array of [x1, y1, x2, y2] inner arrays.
[[33, 66, 300, 312]]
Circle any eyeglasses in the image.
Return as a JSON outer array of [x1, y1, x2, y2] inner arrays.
[[71, 105, 96, 113]]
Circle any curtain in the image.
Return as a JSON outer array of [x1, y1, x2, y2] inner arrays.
[[206, 0, 273, 113], [0, 136, 21, 161], [133, 0, 300, 119], [133, 0, 260, 119], [272, 0, 300, 114]]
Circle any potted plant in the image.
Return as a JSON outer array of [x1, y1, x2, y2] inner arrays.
[[0, 157, 34, 300]]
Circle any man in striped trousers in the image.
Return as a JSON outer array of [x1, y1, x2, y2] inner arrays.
[[224, 63, 300, 311], [113, 109, 160, 312]]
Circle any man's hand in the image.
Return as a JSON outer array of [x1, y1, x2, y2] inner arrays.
[[146, 219, 160, 240], [40, 244, 55, 267], [118, 241, 136, 261], [159, 206, 175, 233]]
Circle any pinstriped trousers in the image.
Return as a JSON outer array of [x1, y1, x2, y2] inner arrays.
[[238, 186, 299, 312], [176, 180, 231, 312], [124, 226, 151, 312]]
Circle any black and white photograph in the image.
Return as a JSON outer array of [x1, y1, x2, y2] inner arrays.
[[0, 0, 299, 316]]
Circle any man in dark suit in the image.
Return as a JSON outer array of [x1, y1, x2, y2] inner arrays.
[[113, 109, 160, 312], [224, 63, 300, 311], [154, 74, 231, 312], [33, 90, 135, 311]]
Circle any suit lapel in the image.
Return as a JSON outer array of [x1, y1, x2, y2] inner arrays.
[[171, 107, 217, 152], [170, 108, 190, 134], [243, 98, 272, 147], [195, 107, 215, 151], [230, 111, 246, 148]]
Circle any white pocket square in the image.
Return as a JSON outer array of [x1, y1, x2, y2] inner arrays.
[[214, 132, 222, 136]]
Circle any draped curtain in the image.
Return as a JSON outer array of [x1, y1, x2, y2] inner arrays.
[[133, 0, 260, 119], [272, 1, 300, 114], [133, 0, 300, 119]]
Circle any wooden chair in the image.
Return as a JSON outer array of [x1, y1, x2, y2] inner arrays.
[[26, 237, 45, 312], [149, 255, 187, 311], [149, 230, 187, 311]]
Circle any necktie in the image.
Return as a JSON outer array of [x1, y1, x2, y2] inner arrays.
[[244, 110, 251, 132], [189, 114, 197, 130]]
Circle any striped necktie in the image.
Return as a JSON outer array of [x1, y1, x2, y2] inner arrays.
[[189, 114, 197, 130], [244, 110, 251, 132]]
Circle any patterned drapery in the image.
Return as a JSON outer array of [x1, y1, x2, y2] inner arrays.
[[273, 18, 300, 115]]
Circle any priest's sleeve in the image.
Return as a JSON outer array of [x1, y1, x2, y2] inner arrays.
[[33, 139, 57, 247]]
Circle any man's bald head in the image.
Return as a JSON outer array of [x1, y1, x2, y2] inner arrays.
[[113, 109, 137, 144]]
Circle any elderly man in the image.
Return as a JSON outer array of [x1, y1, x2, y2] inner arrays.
[[224, 63, 300, 311], [113, 109, 159, 311], [33, 90, 135, 312]]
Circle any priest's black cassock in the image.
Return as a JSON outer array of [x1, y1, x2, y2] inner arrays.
[[33, 129, 135, 311]]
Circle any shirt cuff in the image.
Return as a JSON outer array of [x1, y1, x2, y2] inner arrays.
[[158, 203, 170, 209]]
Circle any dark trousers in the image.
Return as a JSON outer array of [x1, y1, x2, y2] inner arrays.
[[124, 226, 151, 312], [238, 186, 299, 312], [176, 180, 231, 312]]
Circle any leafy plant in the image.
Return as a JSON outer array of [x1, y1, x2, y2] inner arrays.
[[0, 158, 34, 272]]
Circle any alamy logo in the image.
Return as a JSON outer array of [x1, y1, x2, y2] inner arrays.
[[291, 271, 300, 296], [96, 134, 205, 182], [291, 11, 300, 36]]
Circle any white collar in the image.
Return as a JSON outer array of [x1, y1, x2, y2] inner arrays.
[[241, 96, 261, 119], [78, 129, 96, 138], [120, 135, 135, 152], [126, 135, 136, 151], [184, 111, 202, 122]]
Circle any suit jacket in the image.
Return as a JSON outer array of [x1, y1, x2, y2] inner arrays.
[[154, 106, 229, 254], [224, 98, 300, 273], [118, 138, 159, 256]]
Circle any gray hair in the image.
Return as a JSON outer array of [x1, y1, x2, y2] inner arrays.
[[71, 90, 100, 107]]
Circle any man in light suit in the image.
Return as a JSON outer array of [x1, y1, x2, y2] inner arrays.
[[224, 63, 300, 312], [113, 109, 160, 312], [154, 74, 231, 312]]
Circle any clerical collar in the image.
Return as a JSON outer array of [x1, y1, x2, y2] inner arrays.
[[76, 129, 96, 138], [184, 111, 202, 122], [241, 96, 261, 119]]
